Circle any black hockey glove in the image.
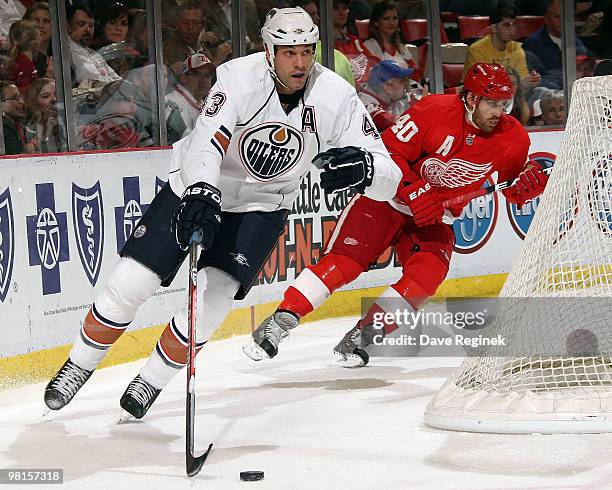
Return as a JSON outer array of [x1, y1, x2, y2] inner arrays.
[[313, 146, 374, 194], [171, 182, 221, 251]]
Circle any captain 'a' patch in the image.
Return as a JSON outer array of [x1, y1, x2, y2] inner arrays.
[[239, 122, 304, 181]]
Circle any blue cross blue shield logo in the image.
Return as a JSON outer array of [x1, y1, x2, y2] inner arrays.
[[0, 188, 15, 303], [72, 182, 104, 286], [26, 183, 70, 295], [114, 176, 150, 252]]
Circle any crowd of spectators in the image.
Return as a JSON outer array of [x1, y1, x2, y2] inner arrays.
[[1, 0, 608, 156]]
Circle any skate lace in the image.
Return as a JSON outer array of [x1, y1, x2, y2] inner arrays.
[[51, 362, 90, 398], [125, 377, 158, 407], [348, 327, 363, 346], [264, 316, 287, 345]]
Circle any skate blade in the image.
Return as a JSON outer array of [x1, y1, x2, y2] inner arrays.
[[242, 339, 269, 361], [117, 410, 137, 424], [333, 351, 366, 368]]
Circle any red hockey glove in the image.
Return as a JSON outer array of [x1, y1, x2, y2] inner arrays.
[[397, 179, 444, 226], [504, 163, 549, 205]]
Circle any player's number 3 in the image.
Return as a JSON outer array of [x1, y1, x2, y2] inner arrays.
[[391, 114, 418, 143]]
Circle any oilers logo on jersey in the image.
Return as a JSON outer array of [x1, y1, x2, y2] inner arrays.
[[239, 122, 304, 181]]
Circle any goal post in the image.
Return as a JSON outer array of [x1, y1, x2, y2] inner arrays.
[[424, 75, 612, 434]]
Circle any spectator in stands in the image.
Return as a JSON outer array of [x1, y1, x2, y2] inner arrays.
[[166, 53, 214, 140], [23, 2, 53, 78], [1, 80, 34, 155], [292, 0, 355, 86], [539, 88, 565, 125], [397, 0, 425, 19], [125, 10, 149, 70], [363, 1, 418, 75], [201, 0, 263, 54], [68, 4, 121, 87], [463, 5, 540, 91], [91, 2, 129, 50], [523, 0, 587, 91], [333, 0, 359, 51], [514, 0, 547, 16], [161, 0, 180, 38], [576, 0, 612, 58], [506, 67, 529, 125], [7, 20, 40, 95], [358, 59, 415, 131], [163, 1, 224, 70], [0, 0, 25, 40], [348, 0, 371, 20], [25, 77, 62, 153], [332, 0, 377, 87], [576, 55, 596, 78], [528, 98, 544, 126]]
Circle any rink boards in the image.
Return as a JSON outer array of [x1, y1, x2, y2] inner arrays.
[[0, 129, 563, 385]]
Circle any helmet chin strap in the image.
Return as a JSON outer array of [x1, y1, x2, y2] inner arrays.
[[271, 70, 293, 91], [463, 94, 481, 128]]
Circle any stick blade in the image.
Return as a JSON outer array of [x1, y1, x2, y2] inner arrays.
[[594, 59, 612, 76], [186, 443, 213, 477]]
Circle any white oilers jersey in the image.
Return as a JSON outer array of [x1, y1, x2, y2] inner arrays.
[[168, 52, 401, 212]]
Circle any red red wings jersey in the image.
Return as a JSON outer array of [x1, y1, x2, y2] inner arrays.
[[382, 94, 530, 207]]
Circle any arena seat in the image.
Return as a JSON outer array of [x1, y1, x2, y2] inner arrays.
[[515, 15, 545, 40], [457, 16, 490, 41]]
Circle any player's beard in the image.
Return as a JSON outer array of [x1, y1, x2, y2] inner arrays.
[[473, 111, 500, 133]]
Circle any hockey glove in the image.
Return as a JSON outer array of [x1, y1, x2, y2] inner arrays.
[[313, 146, 374, 194], [504, 163, 549, 206], [397, 179, 444, 227], [171, 182, 221, 251]]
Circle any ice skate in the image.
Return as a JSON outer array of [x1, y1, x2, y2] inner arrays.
[[44, 359, 94, 410], [119, 375, 161, 419], [243, 310, 299, 360], [333, 321, 383, 368]]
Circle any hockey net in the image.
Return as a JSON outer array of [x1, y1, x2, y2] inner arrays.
[[424, 75, 612, 434]]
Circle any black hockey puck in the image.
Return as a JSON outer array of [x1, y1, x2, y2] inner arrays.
[[240, 471, 264, 481]]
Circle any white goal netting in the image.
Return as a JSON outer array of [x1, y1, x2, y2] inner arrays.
[[424, 75, 612, 434]]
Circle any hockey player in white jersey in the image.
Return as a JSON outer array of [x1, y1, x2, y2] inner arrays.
[[44, 7, 402, 419]]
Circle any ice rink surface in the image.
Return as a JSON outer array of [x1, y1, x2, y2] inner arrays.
[[2, 316, 612, 490]]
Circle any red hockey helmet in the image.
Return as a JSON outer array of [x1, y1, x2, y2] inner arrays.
[[464, 63, 514, 100]]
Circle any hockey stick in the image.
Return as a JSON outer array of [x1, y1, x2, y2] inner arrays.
[[441, 166, 554, 209], [186, 231, 213, 477]]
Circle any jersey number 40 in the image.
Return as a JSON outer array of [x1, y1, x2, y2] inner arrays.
[[391, 114, 419, 143]]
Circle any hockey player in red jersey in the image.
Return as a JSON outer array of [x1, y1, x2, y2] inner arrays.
[[243, 62, 549, 367]]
